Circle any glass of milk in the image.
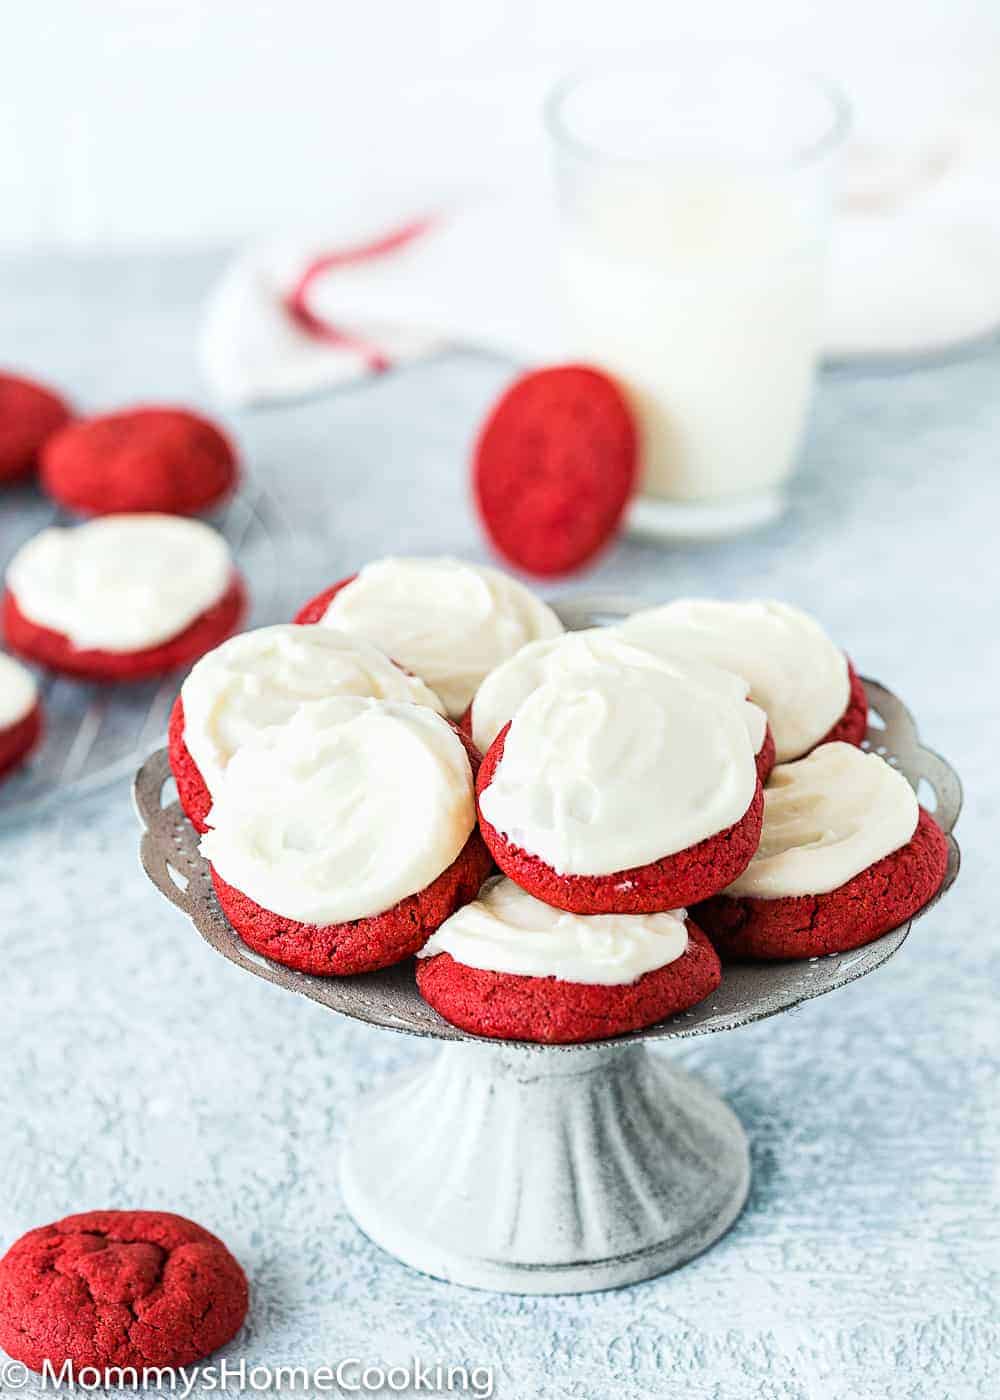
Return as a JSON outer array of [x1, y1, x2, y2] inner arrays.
[[546, 58, 849, 539]]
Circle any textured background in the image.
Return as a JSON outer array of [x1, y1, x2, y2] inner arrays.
[[0, 253, 996, 1398]]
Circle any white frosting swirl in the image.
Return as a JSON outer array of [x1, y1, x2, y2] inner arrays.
[[6, 515, 232, 652], [318, 556, 563, 717], [726, 743, 918, 898], [478, 663, 757, 876], [419, 875, 688, 985], [620, 598, 850, 762], [471, 627, 767, 756], [200, 697, 476, 924], [181, 624, 445, 802], [0, 653, 37, 729]]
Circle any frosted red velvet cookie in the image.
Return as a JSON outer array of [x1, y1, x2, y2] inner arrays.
[[169, 623, 445, 832], [465, 626, 774, 782], [472, 365, 638, 577], [294, 556, 563, 717], [200, 697, 493, 975], [0, 371, 73, 484], [0, 1210, 247, 1375], [620, 598, 866, 762], [3, 515, 246, 682], [476, 664, 763, 914], [695, 743, 949, 959], [0, 653, 42, 780], [417, 875, 721, 1043], [40, 406, 239, 516]]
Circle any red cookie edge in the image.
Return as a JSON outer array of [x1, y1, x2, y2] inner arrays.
[[0, 373, 74, 484], [0, 700, 43, 781]]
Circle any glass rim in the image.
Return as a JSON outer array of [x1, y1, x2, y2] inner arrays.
[[544, 56, 851, 171]]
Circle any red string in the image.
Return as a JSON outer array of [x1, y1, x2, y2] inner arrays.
[[283, 216, 436, 374]]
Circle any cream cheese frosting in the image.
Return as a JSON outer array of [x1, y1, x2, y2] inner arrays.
[[6, 514, 232, 653], [200, 696, 476, 925], [0, 653, 37, 730], [620, 598, 850, 763], [181, 623, 446, 802], [317, 556, 563, 717], [419, 875, 689, 984], [478, 663, 757, 876], [725, 742, 918, 899], [470, 627, 767, 756]]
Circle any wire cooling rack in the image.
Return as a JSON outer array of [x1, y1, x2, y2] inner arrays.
[[0, 483, 291, 825]]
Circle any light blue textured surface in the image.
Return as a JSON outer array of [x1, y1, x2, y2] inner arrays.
[[0, 253, 995, 1398]]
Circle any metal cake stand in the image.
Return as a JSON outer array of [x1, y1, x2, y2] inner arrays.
[[133, 596, 962, 1294]]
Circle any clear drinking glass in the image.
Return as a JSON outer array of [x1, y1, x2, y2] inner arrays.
[[546, 57, 849, 539]]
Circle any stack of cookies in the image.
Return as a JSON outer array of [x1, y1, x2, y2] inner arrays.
[[168, 556, 949, 1044]]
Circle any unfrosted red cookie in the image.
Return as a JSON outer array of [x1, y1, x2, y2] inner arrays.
[[40, 406, 238, 517], [476, 723, 764, 914], [417, 919, 721, 1043], [212, 727, 494, 976], [0, 1210, 247, 1376], [695, 807, 948, 960], [472, 365, 638, 577], [293, 575, 355, 625], [815, 661, 868, 750], [168, 696, 211, 832], [0, 372, 73, 484], [3, 574, 247, 683], [0, 702, 43, 781]]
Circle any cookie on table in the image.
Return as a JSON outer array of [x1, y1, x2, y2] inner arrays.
[[695, 742, 949, 960], [169, 623, 446, 833], [40, 406, 239, 516], [0, 653, 43, 781], [294, 556, 563, 718], [472, 365, 638, 577], [417, 875, 721, 1044], [476, 664, 763, 914], [0, 1210, 247, 1376], [200, 697, 493, 975], [0, 371, 73, 484], [620, 598, 867, 762], [464, 626, 775, 782], [3, 514, 247, 682]]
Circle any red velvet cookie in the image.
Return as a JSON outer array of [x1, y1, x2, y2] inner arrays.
[[477, 723, 764, 914], [472, 365, 638, 577], [0, 1210, 247, 1376], [211, 727, 494, 976], [417, 919, 721, 1043], [0, 372, 73, 484], [815, 661, 868, 750], [695, 807, 948, 960], [40, 407, 238, 517], [0, 702, 43, 781], [3, 574, 247, 683]]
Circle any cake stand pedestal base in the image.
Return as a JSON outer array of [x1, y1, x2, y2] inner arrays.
[[339, 1040, 749, 1294]]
